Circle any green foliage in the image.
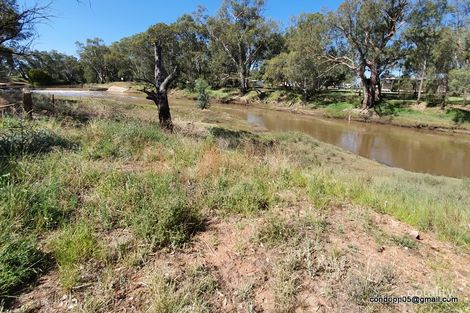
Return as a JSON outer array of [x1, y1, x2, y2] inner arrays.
[[449, 66, 470, 100], [76, 38, 111, 83], [264, 13, 347, 98], [28, 68, 52, 86], [195, 78, 210, 109], [21, 51, 83, 84], [83, 120, 167, 160], [204, 0, 282, 92], [324, 102, 354, 118], [207, 171, 272, 215]]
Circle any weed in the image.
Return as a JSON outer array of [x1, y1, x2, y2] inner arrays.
[[146, 265, 218, 313], [390, 235, 419, 249], [346, 265, 395, 306]]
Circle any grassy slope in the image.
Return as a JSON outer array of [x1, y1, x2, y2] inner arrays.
[[0, 95, 469, 311]]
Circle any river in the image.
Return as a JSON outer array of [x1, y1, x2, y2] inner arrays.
[[33, 89, 470, 178]]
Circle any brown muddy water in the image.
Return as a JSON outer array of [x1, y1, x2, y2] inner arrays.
[[33, 89, 470, 178]]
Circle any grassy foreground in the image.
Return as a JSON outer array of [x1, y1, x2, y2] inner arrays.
[[0, 95, 469, 312]]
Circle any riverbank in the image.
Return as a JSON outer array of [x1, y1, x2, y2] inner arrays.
[[176, 88, 470, 135], [1, 95, 468, 312]]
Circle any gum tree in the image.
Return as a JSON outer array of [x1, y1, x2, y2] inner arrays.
[[203, 0, 279, 94], [327, 0, 409, 111]]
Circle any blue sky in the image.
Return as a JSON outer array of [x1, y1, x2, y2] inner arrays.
[[24, 0, 343, 56]]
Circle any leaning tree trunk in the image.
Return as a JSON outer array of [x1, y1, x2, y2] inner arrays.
[[142, 42, 178, 131]]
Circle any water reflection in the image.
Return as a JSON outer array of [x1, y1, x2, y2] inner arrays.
[[215, 105, 470, 178]]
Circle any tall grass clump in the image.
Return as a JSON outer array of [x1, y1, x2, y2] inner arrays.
[[115, 172, 203, 248], [83, 120, 169, 160], [48, 222, 102, 290], [0, 117, 73, 169], [0, 226, 44, 300], [205, 167, 273, 215]]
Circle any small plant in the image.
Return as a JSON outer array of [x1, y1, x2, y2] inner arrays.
[[124, 172, 203, 248], [147, 265, 218, 312], [0, 118, 73, 165], [195, 78, 210, 109], [346, 265, 395, 306], [390, 235, 419, 249], [257, 213, 295, 246]]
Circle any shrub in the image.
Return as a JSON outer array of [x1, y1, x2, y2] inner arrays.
[[0, 118, 73, 164], [28, 68, 52, 86], [195, 78, 210, 109]]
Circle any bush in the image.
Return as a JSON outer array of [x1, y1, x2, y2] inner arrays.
[[28, 68, 52, 86], [0, 118, 72, 159], [195, 78, 210, 109], [425, 94, 445, 107]]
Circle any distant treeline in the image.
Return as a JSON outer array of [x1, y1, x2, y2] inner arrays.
[[1, 0, 470, 108]]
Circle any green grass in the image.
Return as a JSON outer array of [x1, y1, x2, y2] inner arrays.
[[324, 102, 354, 118], [48, 222, 102, 290], [0, 94, 469, 307], [257, 212, 327, 247], [390, 235, 419, 249], [0, 229, 44, 299], [147, 265, 218, 312]]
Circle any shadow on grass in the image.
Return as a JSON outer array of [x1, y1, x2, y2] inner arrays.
[[209, 127, 258, 148], [0, 230, 54, 309], [33, 95, 94, 123], [0, 119, 76, 172]]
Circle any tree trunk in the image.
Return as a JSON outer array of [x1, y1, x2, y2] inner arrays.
[[440, 76, 449, 110], [362, 88, 374, 110], [142, 42, 177, 131], [23, 90, 33, 119], [416, 61, 426, 106], [359, 67, 379, 111], [156, 93, 173, 131], [464, 88, 468, 106], [239, 66, 249, 94]]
